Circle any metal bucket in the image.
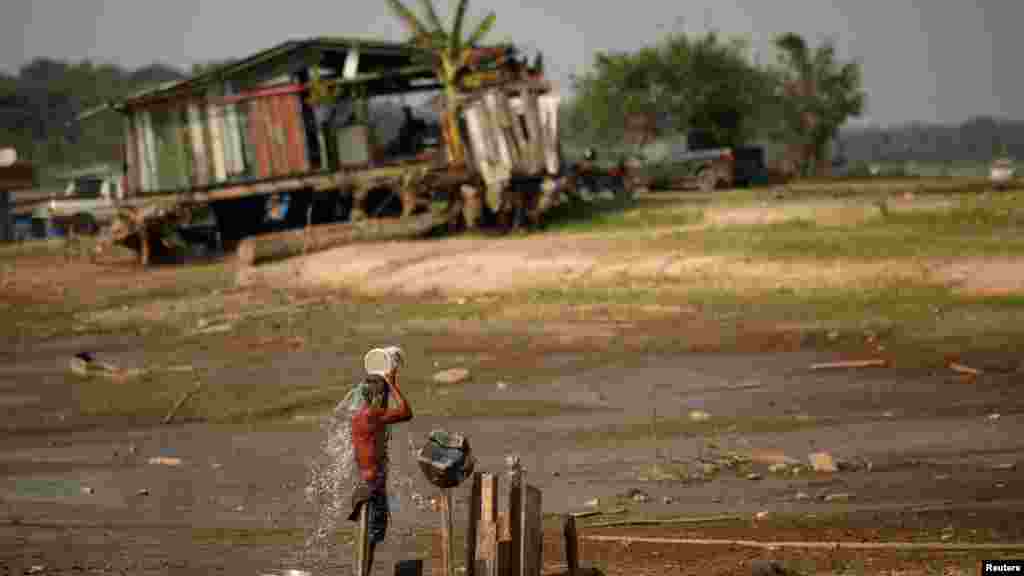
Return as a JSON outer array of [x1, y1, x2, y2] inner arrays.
[[363, 346, 404, 376]]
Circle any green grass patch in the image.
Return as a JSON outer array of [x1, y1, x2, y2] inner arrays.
[[673, 201, 1024, 260], [544, 196, 704, 233]]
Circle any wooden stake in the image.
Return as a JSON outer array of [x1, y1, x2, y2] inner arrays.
[[440, 488, 455, 576], [508, 477, 522, 576], [521, 485, 542, 576], [466, 472, 482, 576], [356, 500, 372, 576], [478, 473, 499, 576], [563, 516, 578, 576]]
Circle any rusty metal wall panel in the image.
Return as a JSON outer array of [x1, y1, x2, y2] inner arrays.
[[285, 93, 310, 173], [266, 95, 286, 177], [247, 98, 272, 179]]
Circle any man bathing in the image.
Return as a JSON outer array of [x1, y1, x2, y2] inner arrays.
[[348, 365, 413, 572]]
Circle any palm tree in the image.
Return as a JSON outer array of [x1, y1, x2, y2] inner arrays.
[[774, 33, 865, 177], [385, 0, 497, 166]]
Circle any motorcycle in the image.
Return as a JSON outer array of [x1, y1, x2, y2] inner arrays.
[[568, 150, 635, 202]]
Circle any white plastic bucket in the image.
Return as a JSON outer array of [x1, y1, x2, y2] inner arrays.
[[364, 346, 404, 376]]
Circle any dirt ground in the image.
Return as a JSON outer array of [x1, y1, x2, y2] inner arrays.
[[3, 197, 1024, 575]]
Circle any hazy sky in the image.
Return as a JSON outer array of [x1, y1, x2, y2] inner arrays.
[[2, 0, 1019, 126]]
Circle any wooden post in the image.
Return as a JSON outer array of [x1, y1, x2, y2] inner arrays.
[[440, 488, 455, 576], [394, 559, 423, 576], [508, 476, 522, 576], [355, 500, 372, 576], [521, 485, 542, 576], [563, 516, 578, 576], [477, 473, 499, 576], [466, 472, 482, 576]]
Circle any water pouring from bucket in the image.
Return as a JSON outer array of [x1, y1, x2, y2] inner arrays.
[[300, 345, 415, 575]]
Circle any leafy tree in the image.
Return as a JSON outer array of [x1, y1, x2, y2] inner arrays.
[[567, 31, 774, 150], [772, 33, 866, 176], [384, 0, 497, 165]]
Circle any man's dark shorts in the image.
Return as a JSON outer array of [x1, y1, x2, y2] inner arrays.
[[349, 479, 389, 544]]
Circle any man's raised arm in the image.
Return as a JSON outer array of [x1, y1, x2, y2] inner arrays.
[[381, 370, 412, 424]]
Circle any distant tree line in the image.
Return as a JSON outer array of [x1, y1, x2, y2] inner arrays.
[[838, 116, 1024, 166], [0, 58, 191, 181]]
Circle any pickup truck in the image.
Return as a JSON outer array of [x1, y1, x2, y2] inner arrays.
[[630, 135, 735, 192], [31, 168, 129, 236]]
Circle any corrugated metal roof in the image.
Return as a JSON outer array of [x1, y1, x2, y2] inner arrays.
[[118, 36, 428, 107]]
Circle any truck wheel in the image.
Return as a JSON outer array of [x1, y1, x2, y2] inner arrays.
[[70, 213, 99, 236], [697, 168, 718, 193]]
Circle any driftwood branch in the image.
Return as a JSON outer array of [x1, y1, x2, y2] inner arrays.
[[809, 359, 888, 371], [236, 212, 446, 267], [164, 381, 202, 424]]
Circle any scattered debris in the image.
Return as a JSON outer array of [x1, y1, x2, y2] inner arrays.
[[948, 362, 982, 377], [163, 381, 203, 425], [190, 322, 234, 336], [147, 457, 182, 466], [987, 413, 1002, 421], [433, 368, 471, 385], [629, 489, 650, 503], [882, 411, 895, 418], [808, 452, 839, 473], [26, 566, 46, 575], [81, 486, 94, 495], [689, 410, 711, 423], [992, 463, 1016, 471], [69, 352, 146, 380], [747, 450, 800, 466], [794, 492, 811, 501], [823, 492, 854, 503], [746, 473, 763, 481], [934, 474, 951, 481], [165, 365, 195, 373], [136, 489, 150, 496], [662, 496, 674, 505], [768, 463, 788, 474], [701, 463, 719, 475], [809, 359, 887, 371]]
